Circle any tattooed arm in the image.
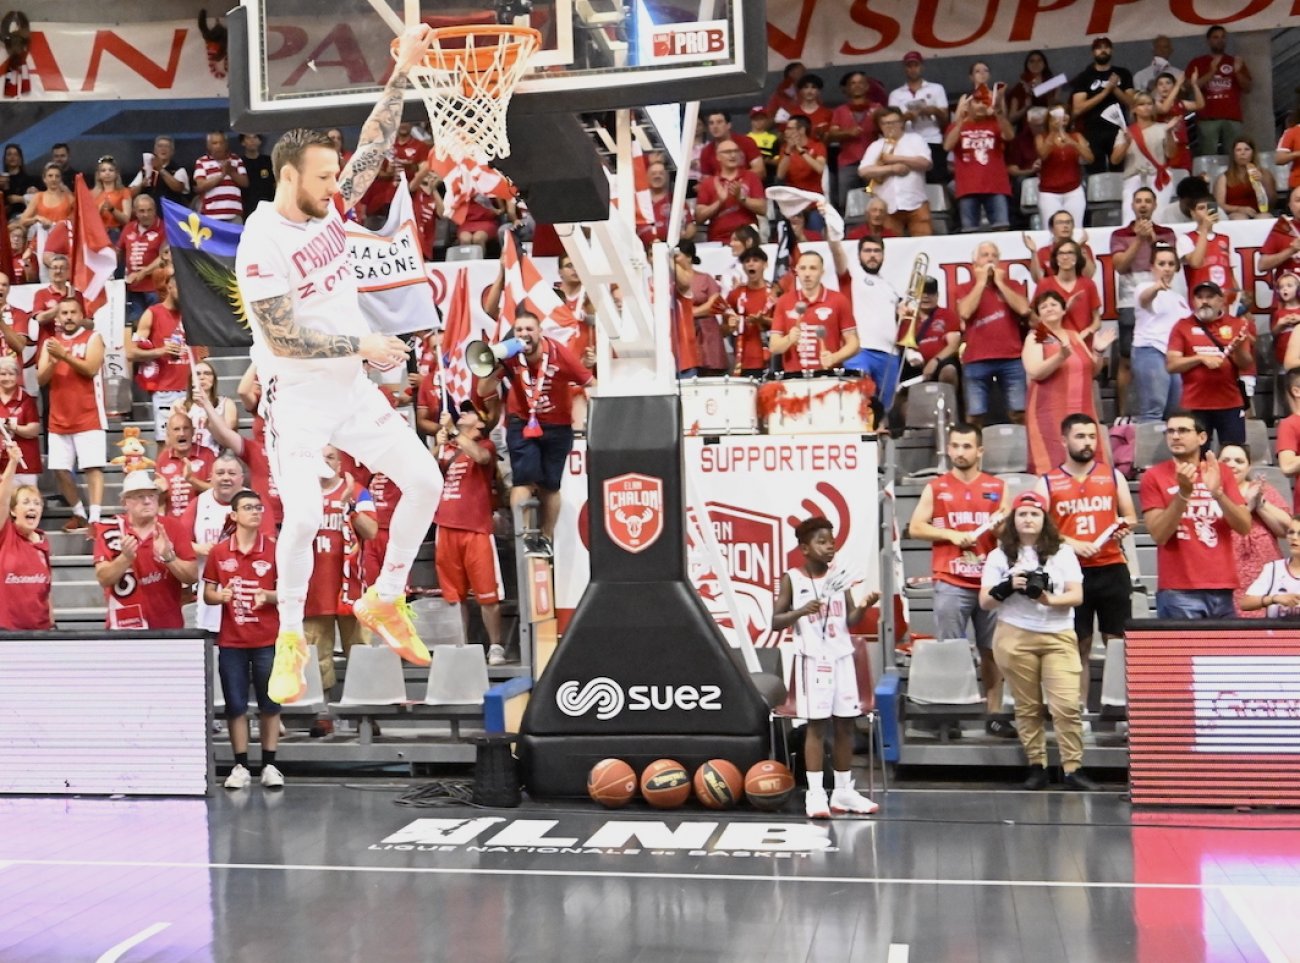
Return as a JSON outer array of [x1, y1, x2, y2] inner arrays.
[[249, 293, 409, 364], [338, 25, 431, 210]]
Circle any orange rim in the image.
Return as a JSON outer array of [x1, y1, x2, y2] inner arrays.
[[392, 25, 542, 81]]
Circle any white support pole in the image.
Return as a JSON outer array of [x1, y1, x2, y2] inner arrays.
[[615, 109, 636, 237], [365, 0, 406, 36], [667, 101, 699, 251]]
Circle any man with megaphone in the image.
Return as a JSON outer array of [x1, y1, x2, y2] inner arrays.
[[476, 310, 594, 558]]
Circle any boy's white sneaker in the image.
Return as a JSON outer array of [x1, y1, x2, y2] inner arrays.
[[223, 764, 251, 790], [831, 786, 880, 816], [804, 788, 831, 819]]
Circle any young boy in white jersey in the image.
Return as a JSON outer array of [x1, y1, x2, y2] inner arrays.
[[234, 24, 444, 704], [1241, 515, 1300, 618], [772, 517, 881, 818]]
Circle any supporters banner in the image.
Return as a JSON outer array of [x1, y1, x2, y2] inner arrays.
[[11, 5, 1298, 100], [552, 435, 880, 645]]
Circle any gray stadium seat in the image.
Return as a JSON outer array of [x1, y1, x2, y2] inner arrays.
[[925, 183, 951, 235], [446, 244, 485, 262], [1253, 465, 1291, 501], [1192, 154, 1228, 183], [1245, 418, 1272, 465], [1084, 172, 1124, 226], [1133, 421, 1169, 471], [997, 472, 1039, 501], [904, 381, 959, 430], [1019, 176, 1040, 214], [981, 424, 1027, 474], [844, 188, 869, 224]]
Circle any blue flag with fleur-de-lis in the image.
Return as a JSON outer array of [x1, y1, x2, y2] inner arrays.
[[161, 199, 253, 348]]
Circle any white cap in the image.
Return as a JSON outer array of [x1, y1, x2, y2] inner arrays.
[[121, 470, 158, 496]]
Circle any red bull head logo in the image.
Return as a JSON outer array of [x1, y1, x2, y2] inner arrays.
[[603, 473, 664, 554]]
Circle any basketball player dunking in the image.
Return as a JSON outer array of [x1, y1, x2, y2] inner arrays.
[[236, 25, 440, 703]]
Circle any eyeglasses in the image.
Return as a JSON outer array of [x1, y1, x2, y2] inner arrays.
[[1165, 427, 1197, 435], [237, 504, 266, 512]]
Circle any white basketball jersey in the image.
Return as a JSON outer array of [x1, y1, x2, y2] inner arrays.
[[787, 568, 853, 659], [236, 199, 367, 384]]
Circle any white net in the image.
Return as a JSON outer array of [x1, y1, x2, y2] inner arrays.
[[405, 26, 542, 164]]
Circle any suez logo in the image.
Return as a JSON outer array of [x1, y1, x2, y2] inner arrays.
[[371, 817, 833, 858], [556, 676, 722, 719], [648, 20, 730, 64]]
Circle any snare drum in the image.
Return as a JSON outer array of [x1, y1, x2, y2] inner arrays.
[[757, 376, 878, 435], [679, 376, 759, 435]]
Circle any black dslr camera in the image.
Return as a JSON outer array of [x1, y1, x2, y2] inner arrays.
[[1021, 569, 1053, 600]]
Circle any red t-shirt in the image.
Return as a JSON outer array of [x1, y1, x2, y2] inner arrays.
[[695, 172, 766, 243], [118, 221, 166, 293], [236, 438, 283, 533], [46, 329, 105, 435], [1276, 414, 1300, 513], [0, 522, 52, 630], [1182, 230, 1237, 298], [786, 103, 834, 141], [31, 285, 83, 347], [435, 439, 498, 534], [1139, 459, 1245, 590], [0, 304, 35, 369], [829, 102, 878, 168], [1279, 126, 1300, 190], [155, 447, 215, 518], [927, 471, 1005, 589], [1043, 465, 1126, 569], [954, 279, 1027, 363], [135, 303, 191, 393], [93, 515, 197, 629], [501, 337, 592, 426], [779, 141, 828, 193], [1166, 315, 1248, 410], [1033, 275, 1100, 335], [1261, 217, 1300, 279], [950, 119, 1011, 198], [203, 533, 280, 649], [672, 292, 701, 373], [0, 388, 42, 474], [726, 283, 775, 370], [771, 285, 855, 373], [913, 307, 962, 364], [699, 136, 762, 177], [305, 477, 372, 617], [1036, 242, 1097, 278], [1186, 55, 1246, 121], [1038, 140, 1084, 194]]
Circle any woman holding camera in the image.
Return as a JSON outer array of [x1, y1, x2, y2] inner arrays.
[[980, 491, 1100, 791]]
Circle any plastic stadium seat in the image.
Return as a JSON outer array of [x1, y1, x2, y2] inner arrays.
[[997, 472, 1039, 501], [424, 644, 490, 705], [981, 424, 1028, 474], [1245, 418, 1272, 465], [1020, 176, 1040, 213], [1099, 637, 1126, 707], [446, 244, 485, 262], [336, 646, 407, 706], [1192, 154, 1228, 183], [925, 183, 952, 234], [907, 638, 983, 705], [1084, 172, 1124, 226], [844, 188, 869, 223], [1254, 465, 1291, 500], [904, 381, 959, 430], [1133, 421, 1169, 471], [407, 597, 466, 646]]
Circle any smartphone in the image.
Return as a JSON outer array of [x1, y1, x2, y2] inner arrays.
[[1206, 201, 1219, 216]]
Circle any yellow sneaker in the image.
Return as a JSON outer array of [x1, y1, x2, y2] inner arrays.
[[268, 630, 309, 704], [353, 588, 431, 667]]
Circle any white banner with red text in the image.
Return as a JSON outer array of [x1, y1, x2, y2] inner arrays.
[[553, 435, 881, 645], [12, 5, 1298, 100]]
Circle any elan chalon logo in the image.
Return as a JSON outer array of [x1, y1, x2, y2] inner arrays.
[[556, 677, 723, 719]]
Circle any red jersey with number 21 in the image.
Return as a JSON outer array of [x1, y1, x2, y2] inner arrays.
[[927, 471, 1005, 589]]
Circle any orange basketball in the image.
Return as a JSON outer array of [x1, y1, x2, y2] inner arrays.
[[693, 759, 744, 810], [588, 758, 637, 808], [744, 761, 796, 811], [640, 759, 691, 809]]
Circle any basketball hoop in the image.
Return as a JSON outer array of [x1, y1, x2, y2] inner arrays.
[[395, 25, 542, 164]]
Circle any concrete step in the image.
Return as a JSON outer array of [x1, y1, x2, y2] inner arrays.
[[51, 580, 109, 609], [52, 605, 107, 625]]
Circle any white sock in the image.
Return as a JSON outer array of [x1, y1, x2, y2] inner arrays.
[[88, 505, 101, 523], [834, 770, 853, 791], [805, 770, 824, 792], [71, 501, 85, 518]]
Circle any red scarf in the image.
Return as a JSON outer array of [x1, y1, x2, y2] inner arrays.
[[1126, 123, 1170, 190]]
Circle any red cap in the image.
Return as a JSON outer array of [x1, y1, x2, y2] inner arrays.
[[902, 50, 924, 64], [1013, 492, 1049, 513], [749, 105, 769, 117]]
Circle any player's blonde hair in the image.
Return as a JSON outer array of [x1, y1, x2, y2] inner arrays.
[[271, 128, 337, 181]]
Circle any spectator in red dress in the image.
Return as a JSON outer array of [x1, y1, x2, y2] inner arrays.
[[204, 488, 283, 790], [93, 470, 199, 629], [0, 356, 40, 487], [478, 310, 594, 557], [118, 194, 166, 324], [1186, 25, 1252, 156], [699, 109, 765, 179], [1154, 71, 1202, 174], [676, 239, 727, 376], [694, 140, 766, 243], [1212, 138, 1276, 221], [154, 411, 215, 519], [128, 274, 192, 441], [769, 251, 859, 376], [433, 405, 505, 666], [1165, 281, 1252, 449], [944, 85, 1016, 232], [192, 131, 249, 223], [1139, 412, 1250, 618], [39, 298, 106, 532], [0, 436, 52, 630]]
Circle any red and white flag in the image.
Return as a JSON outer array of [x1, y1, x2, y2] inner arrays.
[[606, 138, 654, 229], [71, 174, 116, 315], [426, 152, 516, 226], [437, 265, 482, 411], [498, 231, 580, 346]]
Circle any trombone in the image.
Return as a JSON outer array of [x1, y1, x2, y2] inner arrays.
[[897, 252, 930, 351]]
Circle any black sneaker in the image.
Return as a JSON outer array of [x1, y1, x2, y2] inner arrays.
[[1023, 765, 1050, 791], [1062, 769, 1101, 792], [522, 534, 547, 558], [946, 722, 963, 740], [986, 718, 1018, 739]]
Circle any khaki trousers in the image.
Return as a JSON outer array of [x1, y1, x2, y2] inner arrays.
[[304, 615, 363, 691], [992, 622, 1085, 771]]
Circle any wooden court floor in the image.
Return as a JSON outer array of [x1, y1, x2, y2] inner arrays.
[[2, 780, 1299, 962]]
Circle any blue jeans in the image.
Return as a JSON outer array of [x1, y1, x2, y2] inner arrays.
[[218, 645, 280, 718], [1155, 589, 1235, 620], [1131, 346, 1182, 424], [963, 357, 1027, 418], [957, 193, 1010, 232], [125, 290, 159, 325]]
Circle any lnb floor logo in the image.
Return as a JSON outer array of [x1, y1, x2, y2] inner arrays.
[[557, 677, 625, 720]]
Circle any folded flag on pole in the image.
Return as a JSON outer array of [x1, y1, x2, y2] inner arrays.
[[162, 198, 252, 348], [71, 174, 117, 316], [439, 265, 483, 412], [499, 230, 580, 346], [426, 152, 516, 226]]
